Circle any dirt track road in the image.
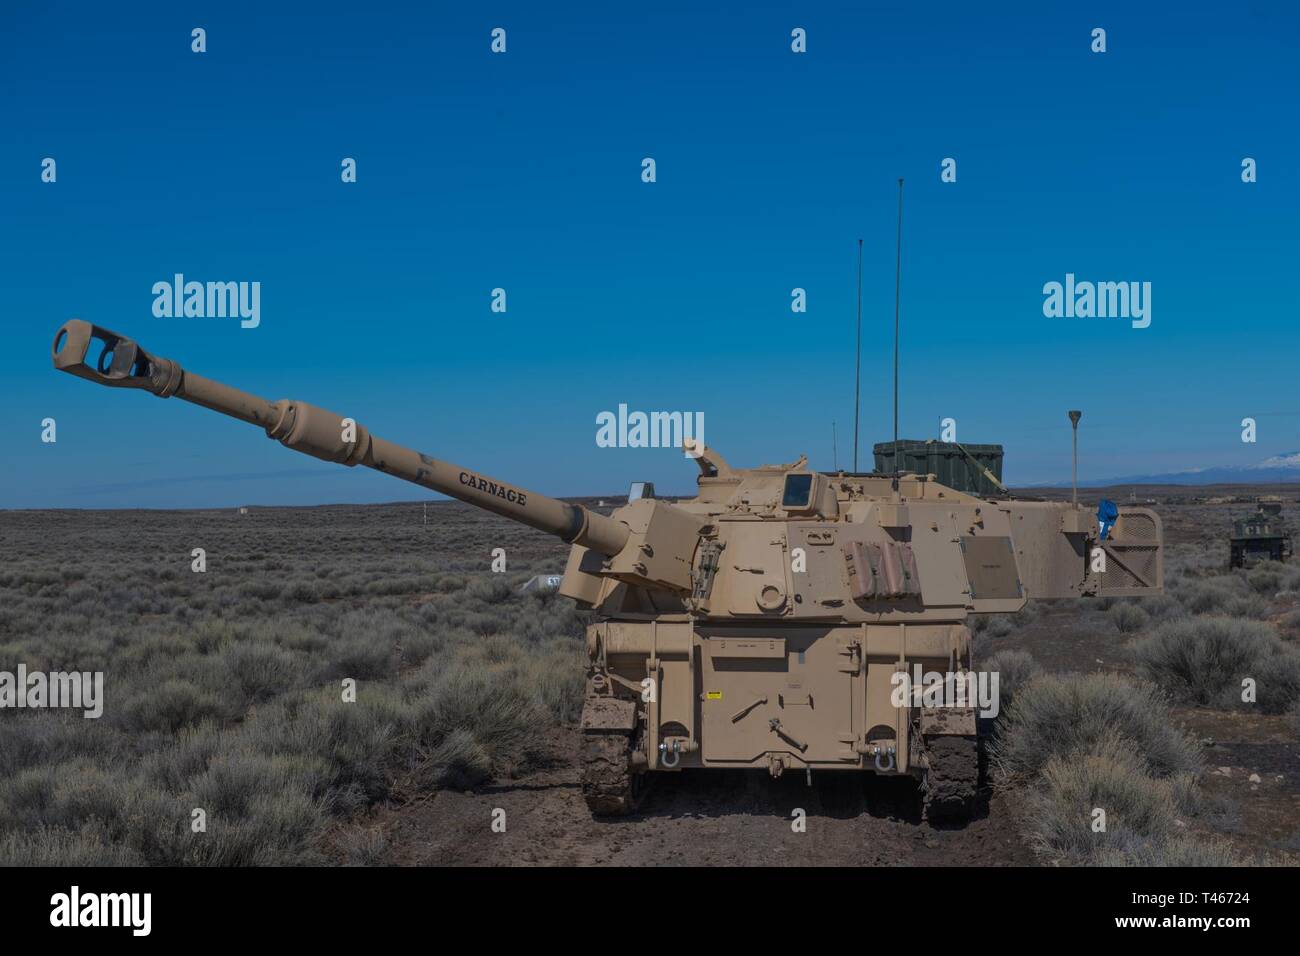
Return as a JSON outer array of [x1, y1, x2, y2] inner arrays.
[[361, 730, 1033, 867]]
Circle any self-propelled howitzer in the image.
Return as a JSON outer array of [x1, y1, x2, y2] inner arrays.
[[52, 319, 1164, 821]]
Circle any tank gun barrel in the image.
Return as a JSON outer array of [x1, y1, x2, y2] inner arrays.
[[51, 320, 630, 555]]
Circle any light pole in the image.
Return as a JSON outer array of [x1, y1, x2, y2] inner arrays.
[[1069, 410, 1082, 508]]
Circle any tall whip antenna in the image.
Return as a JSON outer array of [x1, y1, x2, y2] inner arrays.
[[853, 238, 863, 472], [892, 178, 904, 492]]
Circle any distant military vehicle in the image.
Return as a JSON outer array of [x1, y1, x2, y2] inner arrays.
[[52, 320, 1164, 821], [1229, 498, 1292, 568]]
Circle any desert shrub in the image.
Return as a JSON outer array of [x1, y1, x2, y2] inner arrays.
[[981, 649, 1039, 715], [1129, 617, 1300, 713], [281, 579, 322, 603], [1223, 592, 1269, 618], [1246, 563, 1286, 596], [1109, 603, 1150, 634], [0, 712, 128, 776], [970, 614, 1015, 638], [1175, 577, 1268, 619], [274, 620, 334, 655], [337, 827, 388, 866], [0, 718, 58, 777], [997, 676, 1234, 867], [22, 627, 115, 673], [189, 750, 311, 818], [117, 679, 227, 734], [364, 576, 424, 597], [1093, 836, 1248, 867], [421, 727, 495, 789], [190, 619, 238, 655], [221, 641, 308, 704], [465, 576, 514, 604], [0, 826, 146, 866], [1023, 738, 1184, 865], [411, 660, 549, 780], [401, 626, 443, 665], [1165, 544, 1222, 578], [183, 788, 325, 866], [992, 673, 1199, 781], [464, 610, 509, 636], [1248, 652, 1300, 715], [0, 500, 588, 865], [251, 689, 405, 814], [321, 633, 398, 681], [238, 580, 282, 601], [527, 642, 587, 724], [165, 746, 329, 865], [0, 760, 192, 864], [141, 721, 224, 791], [1014, 602, 1044, 623], [476, 633, 518, 665], [1133, 592, 1188, 621], [970, 614, 1014, 658]]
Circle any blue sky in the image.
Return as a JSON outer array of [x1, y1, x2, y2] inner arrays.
[[2, 1, 1297, 508]]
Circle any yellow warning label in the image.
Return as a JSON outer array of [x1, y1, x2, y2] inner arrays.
[[706, 691, 723, 700]]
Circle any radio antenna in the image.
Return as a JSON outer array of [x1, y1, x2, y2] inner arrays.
[[852, 238, 863, 472], [892, 178, 904, 492]]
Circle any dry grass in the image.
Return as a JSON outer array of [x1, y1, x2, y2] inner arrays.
[[992, 672, 1201, 782], [0, 500, 587, 865], [991, 670, 1235, 865], [1128, 616, 1300, 713]]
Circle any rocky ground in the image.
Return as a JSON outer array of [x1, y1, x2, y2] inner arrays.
[[341, 727, 1034, 866]]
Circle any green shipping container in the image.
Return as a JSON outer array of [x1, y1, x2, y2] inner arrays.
[[872, 439, 1005, 496]]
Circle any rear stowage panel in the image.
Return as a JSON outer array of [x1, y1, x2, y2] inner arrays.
[[597, 618, 970, 773], [1005, 502, 1163, 599], [698, 629, 857, 766]]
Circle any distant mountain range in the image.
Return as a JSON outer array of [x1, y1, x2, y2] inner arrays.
[[1031, 452, 1300, 488]]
